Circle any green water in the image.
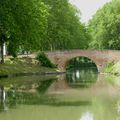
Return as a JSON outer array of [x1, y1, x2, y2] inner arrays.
[[0, 67, 120, 120]]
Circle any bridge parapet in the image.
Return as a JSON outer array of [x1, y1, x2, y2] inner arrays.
[[45, 50, 120, 72]]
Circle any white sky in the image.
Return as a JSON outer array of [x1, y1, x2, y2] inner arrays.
[[70, 0, 112, 23]]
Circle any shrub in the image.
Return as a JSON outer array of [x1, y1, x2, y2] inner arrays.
[[104, 61, 114, 73], [36, 52, 56, 68]]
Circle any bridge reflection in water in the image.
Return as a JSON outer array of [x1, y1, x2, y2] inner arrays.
[[0, 67, 98, 110], [66, 67, 98, 88], [0, 67, 119, 120]]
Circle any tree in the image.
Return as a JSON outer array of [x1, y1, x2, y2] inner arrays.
[[88, 0, 120, 50], [0, 0, 48, 62], [42, 0, 90, 50], [0, 0, 91, 63]]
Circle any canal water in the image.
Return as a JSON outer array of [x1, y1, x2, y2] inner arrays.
[[0, 67, 120, 120]]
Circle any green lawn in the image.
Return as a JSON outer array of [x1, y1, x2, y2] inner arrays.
[[0, 57, 56, 76]]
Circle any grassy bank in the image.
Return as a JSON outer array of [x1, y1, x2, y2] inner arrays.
[[104, 61, 120, 75], [0, 57, 57, 77], [103, 62, 120, 87]]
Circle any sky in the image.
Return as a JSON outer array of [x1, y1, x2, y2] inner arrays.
[[70, 0, 112, 23]]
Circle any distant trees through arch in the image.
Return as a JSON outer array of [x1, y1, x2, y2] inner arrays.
[[66, 56, 98, 71]]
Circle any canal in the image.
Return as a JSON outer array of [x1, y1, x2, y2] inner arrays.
[[0, 67, 120, 120]]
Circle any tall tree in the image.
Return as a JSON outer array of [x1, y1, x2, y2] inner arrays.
[[42, 0, 90, 50], [88, 0, 120, 50], [0, 0, 48, 62]]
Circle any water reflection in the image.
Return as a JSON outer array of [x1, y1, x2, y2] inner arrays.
[[66, 67, 98, 88], [0, 86, 8, 112], [80, 112, 93, 120], [0, 67, 98, 111], [0, 72, 94, 111], [0, 68, 120, 120], [36, 79, 56, 94], [0, 76, 58, 111], [0, 86, 6, 102]]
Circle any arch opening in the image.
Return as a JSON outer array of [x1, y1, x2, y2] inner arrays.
[[66, 56, 98, 88], [66, 56, 98, 71]]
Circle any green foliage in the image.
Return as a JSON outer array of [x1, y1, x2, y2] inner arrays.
[[67, 57, 97, 69], [88, 0, 120, 50], [42, 0, 90, 50], [36, 52, 56, 68], [104, 62, 114, 73], [0, 0, 90, 61], [7, 42, 17, 58], [104, 61, 120, 75], [0, 0, 48, 57], [37, 79, 55, 94], [112, 62, 120, 75]]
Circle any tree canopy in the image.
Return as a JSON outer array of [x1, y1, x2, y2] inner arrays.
[[42, 0, 90, 50], [0, 0, 48, 58], [0, 0, 90, 63], [88, 0, 120, 50]]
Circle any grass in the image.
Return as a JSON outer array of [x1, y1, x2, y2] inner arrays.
[[104, 61, 120, 75], [0, 57, 56, 76]]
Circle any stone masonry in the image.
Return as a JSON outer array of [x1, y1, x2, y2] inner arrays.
[[45, 50, 120, 72]]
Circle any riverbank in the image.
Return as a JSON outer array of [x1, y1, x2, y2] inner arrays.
[[104, 61, 120, 76], [0, 57, 62, 78]]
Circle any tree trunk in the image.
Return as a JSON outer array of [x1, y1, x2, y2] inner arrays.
[[1, 43, 4, 64]]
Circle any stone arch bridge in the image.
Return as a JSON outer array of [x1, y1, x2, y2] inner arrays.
[[45, 50, 120, 72]]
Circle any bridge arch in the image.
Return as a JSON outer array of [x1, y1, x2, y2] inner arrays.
[[65, 56, 98, 71], [46, 50, 120, 73]]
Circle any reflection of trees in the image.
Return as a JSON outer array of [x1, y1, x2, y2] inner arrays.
[[0, 101, 8, 112], [0, 86, 8, 112], [5, 78, 57, 95], [0, 76, 57, 111], [36, 79, 56, 94], [66, 68, 98, 88], [3, 91, 92, 108], [0, 76, 57, 92], [0, 85, 5, 102]]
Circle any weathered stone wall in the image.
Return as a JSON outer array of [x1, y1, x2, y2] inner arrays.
[[45, 50, 120, 72]]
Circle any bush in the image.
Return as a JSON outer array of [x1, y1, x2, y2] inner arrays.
[[36, 52, 56, 68], [104, 61, 114, 73]]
